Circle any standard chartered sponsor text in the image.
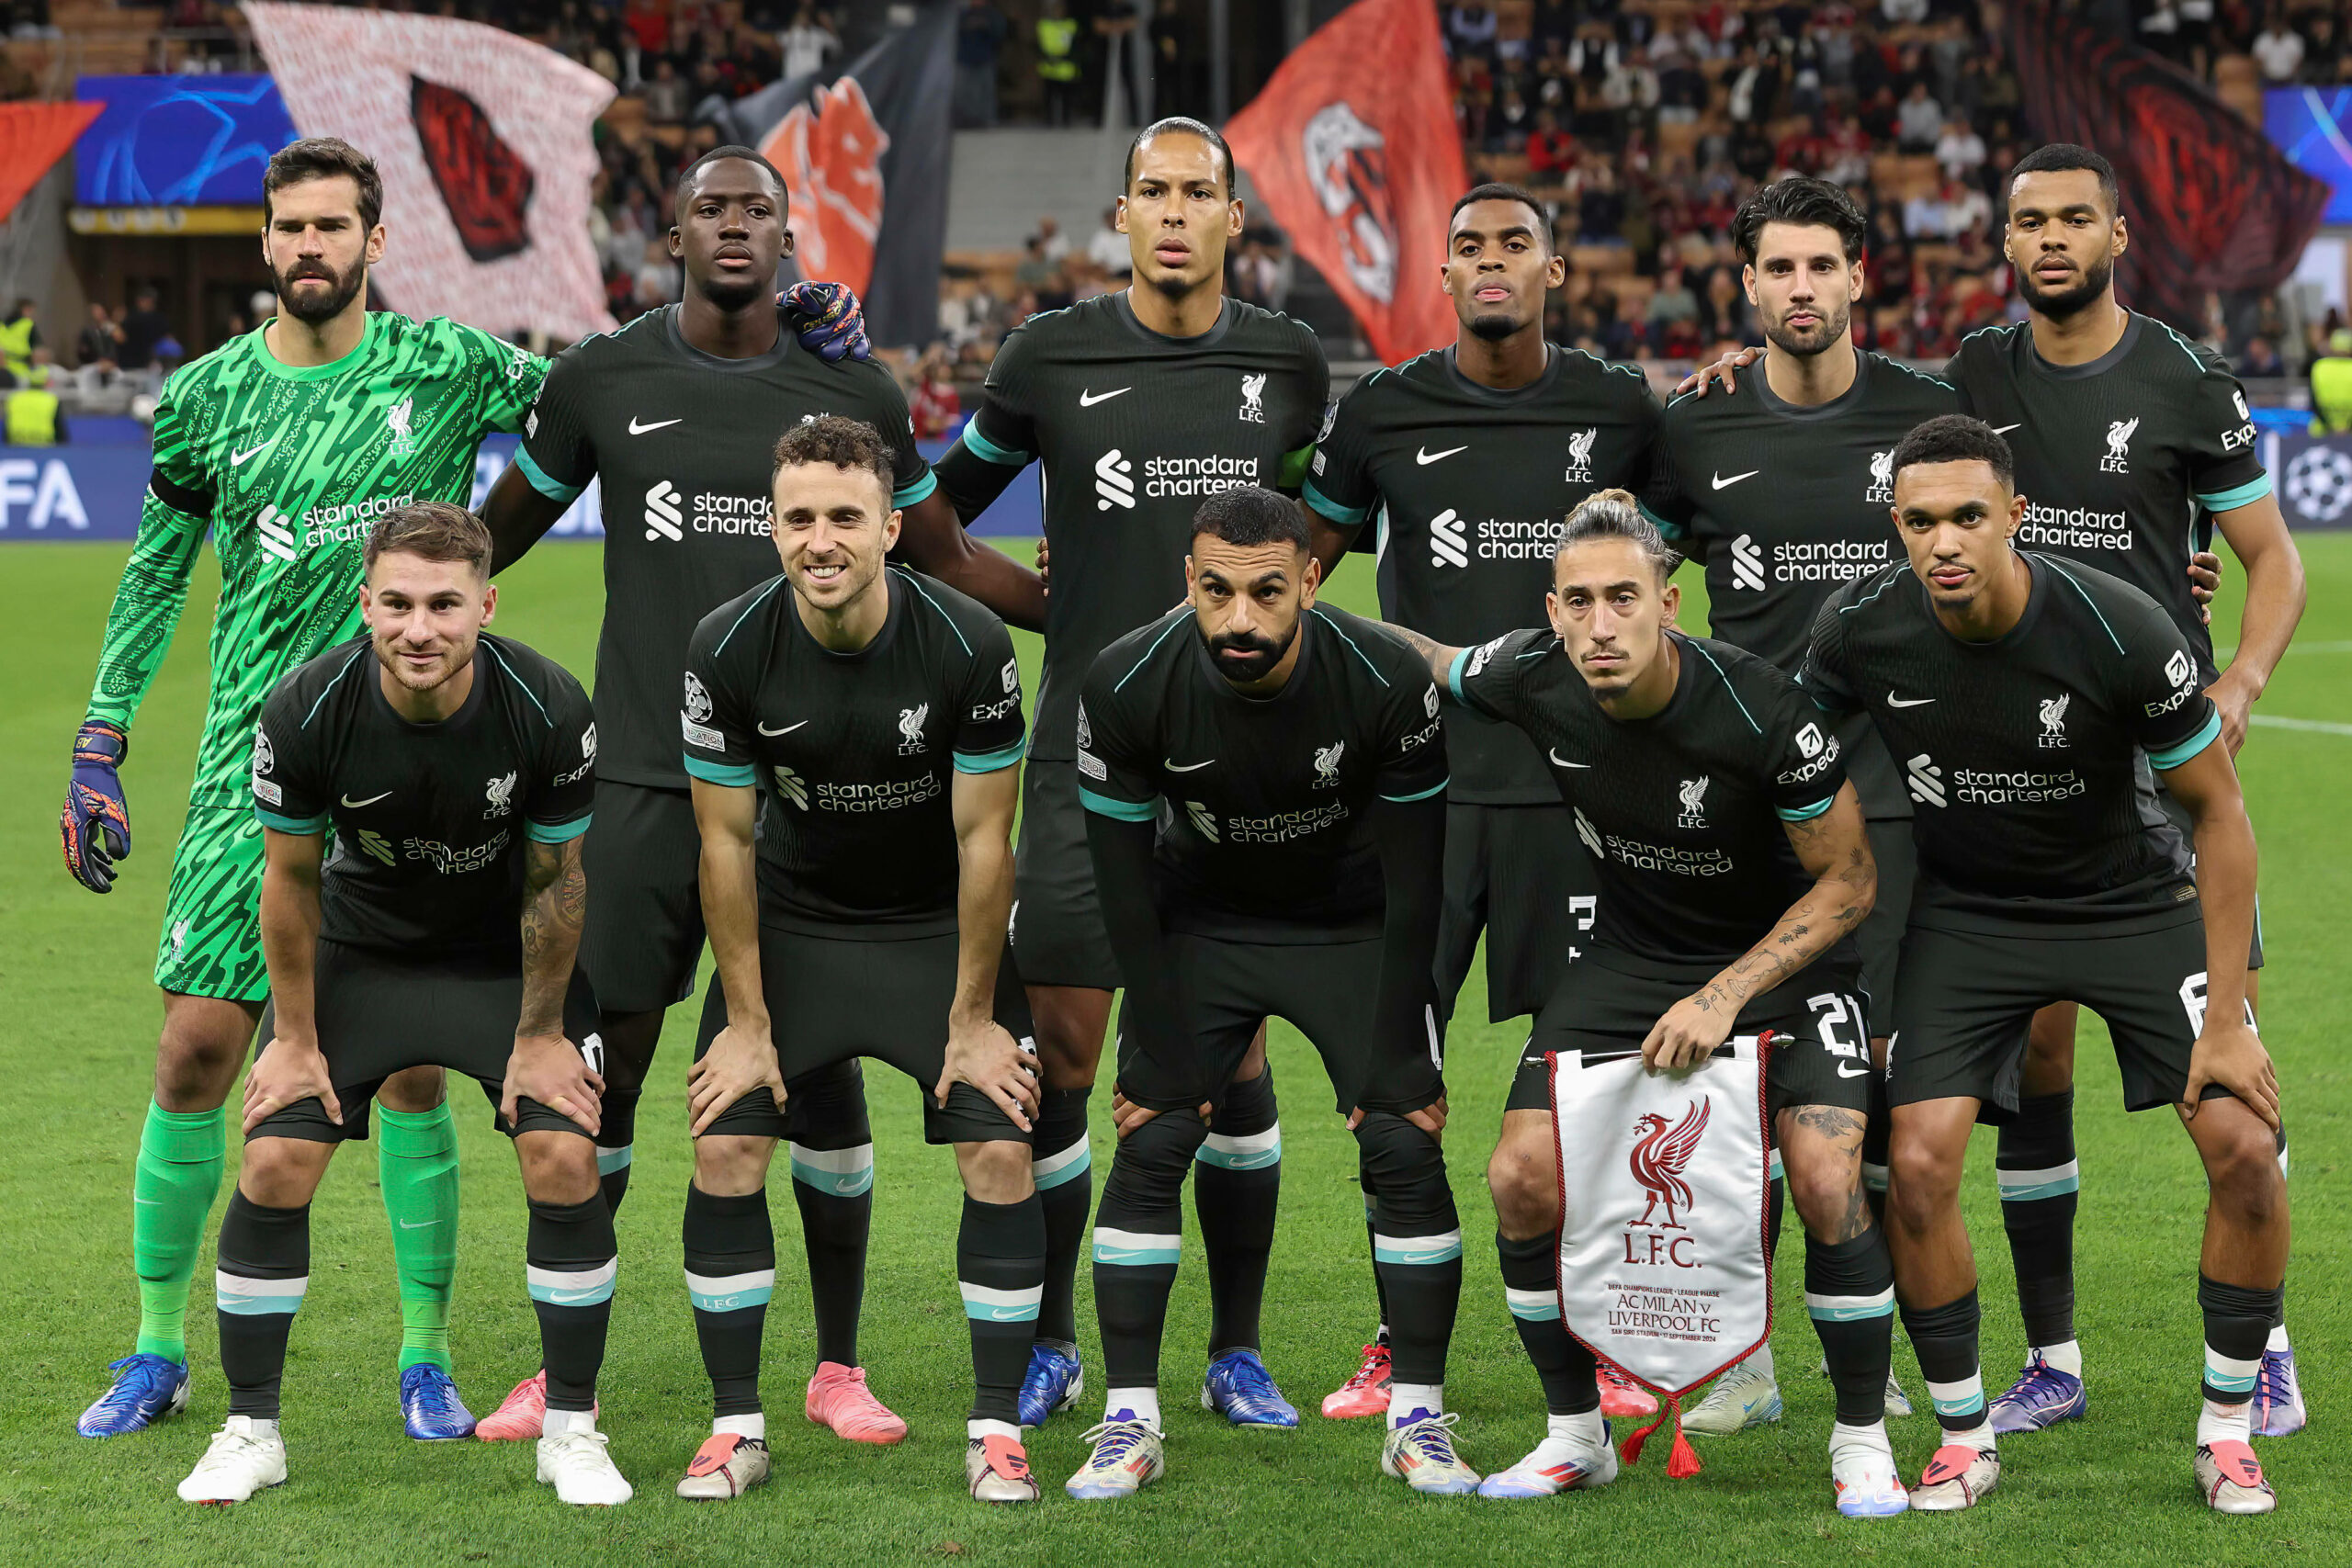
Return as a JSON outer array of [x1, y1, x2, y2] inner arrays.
[[300, 492, 416, 547], [1142, 454, 1261, 499], [1953, 767, 2086, 805], [2017, 502, 2130, 553], [1767, 538, 1893, 581]]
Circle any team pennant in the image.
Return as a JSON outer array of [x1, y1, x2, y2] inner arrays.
[[1549, 1036, 1775, 1478]]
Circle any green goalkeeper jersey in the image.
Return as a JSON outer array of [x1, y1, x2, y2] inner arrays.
[[84, 311, 545, 807]]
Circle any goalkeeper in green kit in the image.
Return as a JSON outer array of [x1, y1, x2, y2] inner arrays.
[[61, 136, 873, 1440]]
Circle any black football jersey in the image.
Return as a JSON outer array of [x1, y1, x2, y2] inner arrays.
[[1948, 315, 2268, 684], [516, 305, 935, 789], [1642, 352, 1960, 819], [1803, 552, 2221, 932], [1077, 603, 1448, 942], [252, 633, 596, 959], [1305, 344, 1662, 803], [681, 567, 1025, 936], [943, 292, 1329, 761], [1452, 627, 1848, 966]]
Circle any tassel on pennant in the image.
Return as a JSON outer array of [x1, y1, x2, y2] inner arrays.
[[1665, 1393, 1703, 1478], [1618, 1388, 1668, 1466]]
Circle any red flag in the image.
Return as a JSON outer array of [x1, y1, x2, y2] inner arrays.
[[1224, 0, 1467, 365], [2007, 0, 2327, 333], [0, 101, 103, 222]]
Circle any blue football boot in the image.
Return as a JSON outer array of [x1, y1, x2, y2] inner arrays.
[[1201, 1348, 1299, 1427], [78, 1353, 191, 1438], [401, 1363, 478, 1439], [1018, 1342, 1085, 1430]]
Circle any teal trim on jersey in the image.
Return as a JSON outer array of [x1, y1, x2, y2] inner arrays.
[[1379, 778, 1450, 804], [1310, 605, 1390, 684], [1302, 473, 1369, 525], [1684, 639, 1762, 734], [684, 754, 757, 787], [301, 645, 373, 728], [254, 807, 328, 834], [2040, 558, 2127, 654], [1777, 795, 1836, 822], [895, 570, 974, 654], [526, 813, 593, 844], [481, 643, 551, 726], [2148, 711, 2222, 771], [1080, 785, 1157, 821], [713, 577, 787, 655], [2152, 316, 2215, 371], [954, 739, 1027, 773], [956, 422, 1031, 468], [1446, 647, 1471, 703], [893, 468, 939, 507], [1113, 614, 1192, 691], [2197, 474, 2272, 513], [1639, 501, 1688, 541], [514, 446, 585, 503]]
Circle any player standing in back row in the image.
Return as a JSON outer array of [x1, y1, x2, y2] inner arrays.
[[933, 117, 1331, 1428], [1642, 176, 1952, 1433], [1303, 181, 1662, 1422], [477, 143, 1045, 1445], [1945, 144, 2307, 1438], [62, 139, 545, 1441]]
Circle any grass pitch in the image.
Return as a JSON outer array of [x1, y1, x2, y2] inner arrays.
[[0, 536, 2346, 1568]]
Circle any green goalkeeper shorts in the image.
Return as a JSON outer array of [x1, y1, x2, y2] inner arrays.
[[153, 805, 269, 1003]]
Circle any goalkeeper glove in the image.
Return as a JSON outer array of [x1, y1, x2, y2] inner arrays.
[[781, 279, 872, 363], [62, 719, 131, 894]]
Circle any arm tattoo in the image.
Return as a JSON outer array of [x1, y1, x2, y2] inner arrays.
[[517, 839, 584, 1035]]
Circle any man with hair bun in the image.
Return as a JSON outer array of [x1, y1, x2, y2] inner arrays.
[[1384, 488, 1901, 1517]]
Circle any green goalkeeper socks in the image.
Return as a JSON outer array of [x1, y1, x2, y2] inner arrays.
[[133, 1101, 229, 1362], [377, 1103, 460, 1371]]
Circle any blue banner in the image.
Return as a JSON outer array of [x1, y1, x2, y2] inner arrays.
[[74, 75, 296, 208], [0, 434, 1046, 539]]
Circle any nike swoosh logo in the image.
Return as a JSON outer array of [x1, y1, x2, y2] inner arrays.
[[988, 1307, 1035, 1321], [1079, 388, 1130, 407], [1547, 750, 1592, 768], [1836, 1063, 1871, 1078], [628, 416, 682, 434], [548, 1289, 605, 1304], [1163, 758, 1216, 772], [1713, 469, 1760, 490], [230, 442, 274, 467], [1885, 695, 1936, 708], [1990, 423, 2022, 434], [757, 721, 809, 736], [340, 791, 392, 807], [1416, 445, 1468, 466], [398, 1218, 438, 1229]]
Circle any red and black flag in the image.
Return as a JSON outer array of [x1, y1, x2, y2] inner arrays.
[[2007, 0, 2328, 333]]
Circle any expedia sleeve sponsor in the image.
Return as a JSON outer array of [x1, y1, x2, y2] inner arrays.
[[525, 667, 598, 841]]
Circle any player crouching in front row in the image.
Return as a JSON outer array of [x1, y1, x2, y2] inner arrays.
[[181, 502, 625, 1506], [676, 416, 1046, 1504]]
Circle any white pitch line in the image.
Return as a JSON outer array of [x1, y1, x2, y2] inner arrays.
[[2251, 715, 2352, 736]]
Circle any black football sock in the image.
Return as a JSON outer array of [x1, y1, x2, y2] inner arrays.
[[216, 1191, 311, 1421], [684, 1183, 774, 1419], [959, 1191, 1048, 1426], [2199, 1274, 2283, 1411], [1031, 1086, 1092, 1348], [1354, 1111, 1461, 1393], [785, 1059, 873, 1370], [1861, 1067, 1891, 1224], [1900, 1288, 1987, 1436], [1996, 1089, 2078, 1349], [1197, 1066, 1279, 1357], [1497, 1229, 1598, 1416], [527, 1195, 616, 1413], [1806, 1229, 1896, 1426], [1363, 1158, 1391, 1343], [1093, 1106, 1204, 1393], [1766, 1162, 1786, 1266], [594, 1089, 639, 1218]]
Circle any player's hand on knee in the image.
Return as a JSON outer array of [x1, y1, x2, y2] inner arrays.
[[60, 720, 131, 894], [1642, 994, 1732, 1072], [1035, 535, 1051, 589], [1109, 1082, 1209, 1140], [504, 1031, 605, 1137], [1670, 344, 1761, 400], [243, 1034, 340, 1135], [2183, 1020, 2281, 1130], [688, 1021, 783, 1136], [938, 1015, 1039, 1132]]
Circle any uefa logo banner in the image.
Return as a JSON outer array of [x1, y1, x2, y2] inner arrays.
[[1548, 1035, 1774, 1477]]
